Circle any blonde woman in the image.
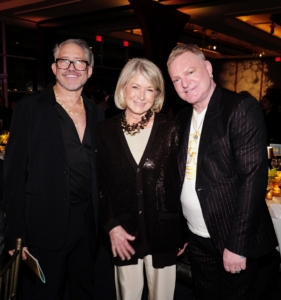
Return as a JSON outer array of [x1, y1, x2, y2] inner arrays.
[[96, 58, 187, 300]]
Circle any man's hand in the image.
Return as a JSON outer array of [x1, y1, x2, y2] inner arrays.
[[177, 243, 188, 256], [223, 248, 246, 274], [109, 226, 135, 261], [8, 246, 28, 260]]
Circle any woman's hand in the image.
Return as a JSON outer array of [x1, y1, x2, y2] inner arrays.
[[177, 243, 188, 256], [109, 226, 135, 260], [8, 246, 28, 260]]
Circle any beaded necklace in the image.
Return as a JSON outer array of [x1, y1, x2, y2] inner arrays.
[[121, 109, 153, 136]]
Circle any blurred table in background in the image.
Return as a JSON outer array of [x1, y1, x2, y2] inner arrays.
[[267, 199, 281, 255]]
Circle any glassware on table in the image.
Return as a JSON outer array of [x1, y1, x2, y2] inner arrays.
[[271, 158, 280, 169], [267, 147, 273, 159], [272, 177, 281, 196], [278, 159, 281, 170], [271, 145, 281, 170], [266, 189, 273, 200]]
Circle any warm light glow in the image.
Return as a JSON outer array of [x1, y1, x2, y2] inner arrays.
[[2, 0, 43, 11], [124, 29, 142, 36], [218, 60, 274, 100], [237, 15, 281, 39], [275, 57, 281, 62], [14, 0, 81, 15], [0, 132, 10, 145], [200, 47, 218, 54], [123, 41, 129, 47]]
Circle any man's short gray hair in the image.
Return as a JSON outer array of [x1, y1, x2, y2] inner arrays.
[[53, 39, 94, 67]]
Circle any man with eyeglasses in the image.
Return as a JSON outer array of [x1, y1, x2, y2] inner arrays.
[[4, 39, 104, 299]]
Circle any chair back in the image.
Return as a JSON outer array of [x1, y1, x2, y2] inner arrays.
[[0, 238, 22, 300]]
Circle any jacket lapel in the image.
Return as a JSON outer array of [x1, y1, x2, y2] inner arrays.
[[37, 84, 68, 164], [87, 97, 98, 168], [178, 107, 192, 183], [196, 86, 223, 178]]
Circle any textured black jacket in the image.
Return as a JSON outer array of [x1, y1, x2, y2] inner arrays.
[[97, 113, 183, 268], [177, 85, 278, 258], [4, 83, 104, 250]]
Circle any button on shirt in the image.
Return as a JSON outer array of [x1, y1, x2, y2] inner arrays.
[[55, 100, 92, 204], [124, 127, 152, 257]]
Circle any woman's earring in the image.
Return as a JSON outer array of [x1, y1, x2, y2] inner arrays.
[[210, 74, 213, 80]]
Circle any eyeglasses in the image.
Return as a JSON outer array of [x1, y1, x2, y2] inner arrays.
[[55, 59, 89, 71]]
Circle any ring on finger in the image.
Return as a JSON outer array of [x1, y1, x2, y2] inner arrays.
[[235, 269, 241, 274]]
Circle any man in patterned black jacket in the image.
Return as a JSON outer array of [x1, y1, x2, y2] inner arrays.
[[167, 43, 279, 300]]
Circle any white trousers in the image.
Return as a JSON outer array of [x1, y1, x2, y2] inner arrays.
[[115, 255, 176, 300]]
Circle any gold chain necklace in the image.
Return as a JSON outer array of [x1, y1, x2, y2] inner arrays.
[[191, 110, 204, 140], [53, 86, 84, 116]]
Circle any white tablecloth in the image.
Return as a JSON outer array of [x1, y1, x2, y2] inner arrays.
[[268, 204, 281, 255]]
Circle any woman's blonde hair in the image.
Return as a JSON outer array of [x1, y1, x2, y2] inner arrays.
[[114, 58, 165, 113]]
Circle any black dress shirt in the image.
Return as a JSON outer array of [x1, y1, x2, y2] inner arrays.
[[55, 100, 92, 204]]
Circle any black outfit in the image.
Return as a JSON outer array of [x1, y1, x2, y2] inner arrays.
[[105, 95, 120, 118], [97, 113, 184, 268], [187, 230, 279, 300], [3, 83, 104, 299], [56, 101, 93, 204], [98, 95, 120, 119], [177, 86, 279, 299]]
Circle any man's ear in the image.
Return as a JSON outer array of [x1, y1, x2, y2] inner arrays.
[[87, 66, 93, 78], [51, 63, 57, 76], [205, 60, 213, 77]]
